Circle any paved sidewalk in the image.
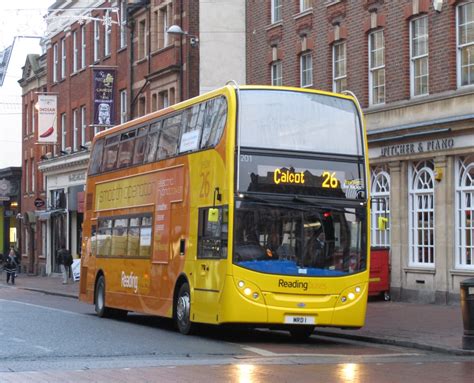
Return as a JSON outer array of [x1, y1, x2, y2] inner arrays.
[[1, 273, 473, 356]]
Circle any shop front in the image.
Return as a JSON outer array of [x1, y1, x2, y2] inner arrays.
[[37, 152, 89, 275], [367, 92, 474, 304]]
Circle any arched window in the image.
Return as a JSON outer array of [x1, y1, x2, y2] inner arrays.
[[456, 156, 474, 269], [370, 167, 390, 247], [409, 160, 435, 266]]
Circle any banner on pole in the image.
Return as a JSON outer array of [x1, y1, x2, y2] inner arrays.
[[93, 69, 116, 126], [38, 95, 58, 143]]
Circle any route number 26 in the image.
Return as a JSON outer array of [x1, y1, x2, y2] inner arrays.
[[322, 171, 339, 189]]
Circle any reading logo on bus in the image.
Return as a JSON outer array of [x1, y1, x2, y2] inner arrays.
[[273, 169, 305, 185], [121, 271, 138, 293]]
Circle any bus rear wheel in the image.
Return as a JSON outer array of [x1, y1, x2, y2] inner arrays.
[[289, 325, 315, 341], [95, 275, 113, 318], [175, 282, 194, 335]]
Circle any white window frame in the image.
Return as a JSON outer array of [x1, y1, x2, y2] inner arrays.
[[31, 102, 35, 133], [456, 2, 474, 88], [94, 20, 100, 62], [61, 113, 67, 151], [333, 41, 347, 93], [104, 10, 111, 56], [81, 25, 86, 69], [25, 105, 29, 135], [53, 43, 58, 82], [31, 158, 35, 193], [61, 38, 66, 79], [73, 31, 78, 72], [25, 159, 29, 194], [120, 89, 127, 124], [300, 52, 312, 87], [410, 16, 429, 97], [81, 106, 87, 146], [408, 160, 435, 267], [300, 0, 312, 12], [271, 60, 282, 86], [371, 168, 391, 248], [271, 0, 282, 24], [369, 29, 385, 105], [138, 19, 146, 59], [455, 156, 474, 269], [73, 108, 78, 151], [120, 0, 127, 48]]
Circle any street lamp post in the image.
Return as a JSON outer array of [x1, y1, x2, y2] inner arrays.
[[166, 25, 199, 102]]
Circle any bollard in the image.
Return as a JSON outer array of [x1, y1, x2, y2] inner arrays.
[[460, 277, 474, 350]]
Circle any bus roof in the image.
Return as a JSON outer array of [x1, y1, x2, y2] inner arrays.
[[91, 84, 357, 144]]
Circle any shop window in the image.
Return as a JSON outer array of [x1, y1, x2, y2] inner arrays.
[[371, 167, 390, 248], [409, 160, 434, 266], [456, 156, 474, 269]]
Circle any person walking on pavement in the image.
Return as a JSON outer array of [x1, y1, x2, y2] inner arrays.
[[57, 247, 73, 284], [5, 247, 18, 285]]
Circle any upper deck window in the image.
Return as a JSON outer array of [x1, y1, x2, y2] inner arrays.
[[239, 90, 363, 156]]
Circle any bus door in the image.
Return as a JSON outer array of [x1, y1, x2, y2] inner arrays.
[[192, 206, 228, 323]]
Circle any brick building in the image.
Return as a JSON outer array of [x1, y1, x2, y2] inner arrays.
[[246, 0, 474, 303], [19, 0, 245, 276]]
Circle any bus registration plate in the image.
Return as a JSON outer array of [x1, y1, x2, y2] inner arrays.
[[284, 315, 315, 325]]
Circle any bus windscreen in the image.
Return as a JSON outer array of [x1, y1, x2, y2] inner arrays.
[[238, 89, 363, 156], [233, 202, 366, 277]]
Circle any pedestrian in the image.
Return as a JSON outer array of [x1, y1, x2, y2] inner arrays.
[[57, 247, 73, 284], [5, 247, 18, 285]]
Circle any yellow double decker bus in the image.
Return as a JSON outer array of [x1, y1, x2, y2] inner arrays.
[[79, 84, 370, 338]]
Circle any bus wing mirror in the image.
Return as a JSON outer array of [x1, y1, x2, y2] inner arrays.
[[208, 208, 219, 223], [378, 216, 389, 231]]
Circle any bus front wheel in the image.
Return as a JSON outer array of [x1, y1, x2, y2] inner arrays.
[[95, 275, 113, 318], [175, 282, 194, 335]]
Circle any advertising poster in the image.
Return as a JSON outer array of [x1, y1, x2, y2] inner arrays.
[[37, 95, 58, 143], [93, 69, 115, 126]]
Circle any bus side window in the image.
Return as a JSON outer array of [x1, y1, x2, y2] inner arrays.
[[97, 219, 112, 257], [89, 138, 104, 175], [91, 225, 97, 256], [111, 218, 129, 256], [118, 130, 136, 168], [144, 122, 161, 163], [139, 216, 152, 257], [158, 113, 182, 160], [179, 103, 204, 153], [101, 135, 119, 172], [132, 126, 149, 165], [127, 217, 140, 256], [201, 96, 227, 149]]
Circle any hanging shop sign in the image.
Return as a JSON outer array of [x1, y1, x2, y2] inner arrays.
[[38, 95, 58, 143], [93, 69, 116, 126]]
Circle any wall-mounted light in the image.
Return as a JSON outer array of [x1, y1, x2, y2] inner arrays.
[[167, 25, 199, 47]]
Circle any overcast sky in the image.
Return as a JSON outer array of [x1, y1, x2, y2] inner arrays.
[[0, 1, 52, 49]]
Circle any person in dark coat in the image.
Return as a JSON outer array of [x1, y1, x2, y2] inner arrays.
[[57, 247, 73, 284], [5, 248, 18, 285]]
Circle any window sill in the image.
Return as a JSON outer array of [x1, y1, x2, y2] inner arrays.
[[293, 9, 313, 20], [265, 21, 283, 32], [325, 0, 342, 7], [404, 266, 435, 274], [449, 269, 474, 276]]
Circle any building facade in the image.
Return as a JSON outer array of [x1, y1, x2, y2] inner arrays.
[[19, 0, 246, 275], [0, 167, 21, 258], [246, 0, 474, 303]]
